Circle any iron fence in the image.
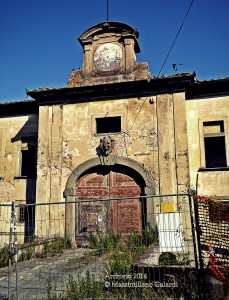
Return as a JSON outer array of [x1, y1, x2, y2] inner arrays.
[[0, 193, 226, 299]]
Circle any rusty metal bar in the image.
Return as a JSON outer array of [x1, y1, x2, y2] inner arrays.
[[14, 193, 190, 207]]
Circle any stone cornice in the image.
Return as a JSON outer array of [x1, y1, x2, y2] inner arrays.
[[26, 73, 195, 105]]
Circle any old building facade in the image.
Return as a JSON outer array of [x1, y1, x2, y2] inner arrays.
[[0, 22, 228, 248]]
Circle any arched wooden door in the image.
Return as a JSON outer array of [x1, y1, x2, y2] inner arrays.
[[76, 168, 143, 235]]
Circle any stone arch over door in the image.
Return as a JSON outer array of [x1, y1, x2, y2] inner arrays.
[[64, 156, 155, 242]]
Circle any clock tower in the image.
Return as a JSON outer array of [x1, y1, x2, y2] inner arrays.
[[68, 21, 150, 87]]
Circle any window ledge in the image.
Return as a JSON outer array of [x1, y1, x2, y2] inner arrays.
[[14, 176, 37, 179], [94, 132, 122, 136], [198, 167, 229, 172]]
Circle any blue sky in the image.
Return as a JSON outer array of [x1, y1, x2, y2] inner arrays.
[[0, 0, 228, 102]]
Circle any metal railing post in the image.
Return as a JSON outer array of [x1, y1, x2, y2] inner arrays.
[[13, 202, 19, 300], [8, 202, 19, 300], [188, 192, 199, 270], [8, 202, 14, 300]]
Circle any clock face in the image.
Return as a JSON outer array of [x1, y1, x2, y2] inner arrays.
[[94, 43, 122, 71]]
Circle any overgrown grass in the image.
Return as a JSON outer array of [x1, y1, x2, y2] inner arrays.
[[42, 236, 72, 257], [45, 228, 198, 299], [83, 225, 158, 256], [22, 235, 71, 260], [0, 246, 12, 267], [83, 232, 122, 255], [67, 271, 104, 300], [54, 227, 162, 299], [159, 252, 191, 266], [0, 235, 72, 267], [159, 252, 178, 265]]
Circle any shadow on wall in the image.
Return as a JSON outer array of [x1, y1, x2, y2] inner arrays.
[[11, 114, 38, 242], [11, 115, 38, 143]]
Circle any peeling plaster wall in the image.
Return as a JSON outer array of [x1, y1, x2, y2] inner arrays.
[[60, 97, 158, 191], [0, 114, 38, 245], [35, 93, 191, 200], [156, 92, 191, 239], [35, 105, 65, 237], [155, 93, 190, 196], [186, 96, 229, 197], [0, 92, 192, 242], [34, 92, 191, 238], [0, 115, 38, 200]]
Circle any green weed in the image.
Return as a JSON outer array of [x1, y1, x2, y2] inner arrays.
[[42, 236, 72, 257], [159, 252, 178, 265], [43, 229, 195, 299], [67, 271, 103, 300], [83, 232, 121, 256], [0, 245, 12, 267]]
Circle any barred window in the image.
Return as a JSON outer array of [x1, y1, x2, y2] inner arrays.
[[18, 205, 35, 223], [18, 205, 27, 223]]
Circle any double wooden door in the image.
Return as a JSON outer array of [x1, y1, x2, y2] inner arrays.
[[76, 168, 142, 235]]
